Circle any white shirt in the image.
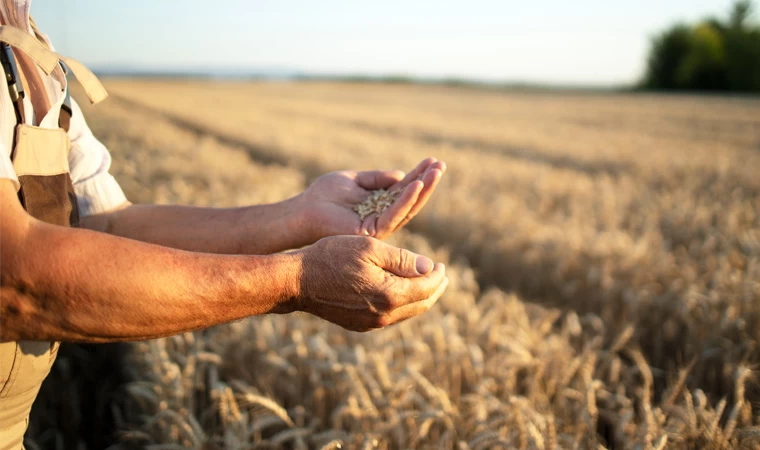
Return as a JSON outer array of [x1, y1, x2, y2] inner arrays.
[[0, 1, 126, 216]]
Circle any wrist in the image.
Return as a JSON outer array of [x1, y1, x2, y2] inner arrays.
[[263, 251, 305, 314], [287, 193, 324, 245], [235, 194, 314, 254]]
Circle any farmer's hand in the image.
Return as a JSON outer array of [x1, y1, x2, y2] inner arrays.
[[287, 235, 448, 332], [300, 158, 445, 241]]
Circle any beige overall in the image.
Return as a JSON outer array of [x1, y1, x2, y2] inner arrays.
[[0, 25, 107, 449]]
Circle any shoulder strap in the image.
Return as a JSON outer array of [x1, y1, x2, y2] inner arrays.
[[29, 19, 109, 105], [57, 56, 108, 105], [0, 26, 58, 74], [0, 24, 109, 136], [0, 36, 71, 133]]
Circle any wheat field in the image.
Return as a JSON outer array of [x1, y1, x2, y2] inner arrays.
[[25, 81, 760, 450]]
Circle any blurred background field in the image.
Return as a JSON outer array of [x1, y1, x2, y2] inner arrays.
[[20, 1, 760, 449], [24, 79, 760, 449]]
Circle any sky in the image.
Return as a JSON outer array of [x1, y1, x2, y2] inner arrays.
[[32, 0, 740, 86]]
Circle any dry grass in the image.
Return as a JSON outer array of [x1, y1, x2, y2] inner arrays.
[[26, 81, 760, 449]]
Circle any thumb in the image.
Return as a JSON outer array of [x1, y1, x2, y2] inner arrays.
[[375, 242, 434, 278]]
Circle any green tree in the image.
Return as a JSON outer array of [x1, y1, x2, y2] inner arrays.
[[724, 27, 760, 90], [642, 0, 760, 92], [644, 25, 693, 89], [677, 23, 727, 90]]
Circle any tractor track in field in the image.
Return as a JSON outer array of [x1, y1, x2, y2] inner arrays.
[[109, 93, 330, 183], [264, 106, 632, 178]]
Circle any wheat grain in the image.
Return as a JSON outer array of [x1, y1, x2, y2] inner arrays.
[[353, 189, 401, 220], [238, 393, 294, 427]]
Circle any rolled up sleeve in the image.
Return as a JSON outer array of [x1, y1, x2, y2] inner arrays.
[[67, 97, 127, 216]]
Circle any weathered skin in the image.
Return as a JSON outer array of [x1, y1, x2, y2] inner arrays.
[[0, 169, 448, 342]]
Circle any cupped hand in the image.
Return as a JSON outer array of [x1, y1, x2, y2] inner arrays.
[[288, 235, 448, 332], [300, 158, 446, 241]]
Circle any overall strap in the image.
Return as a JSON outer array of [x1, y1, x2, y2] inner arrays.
[[0, 25, 58, 74], [28, 19, 109, 105], [0, 25, 109, 135], [57, 56, 108, 104], [0, 25, 108, 104]]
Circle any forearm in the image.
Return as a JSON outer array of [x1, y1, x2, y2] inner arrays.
[[80, 195, 315, 255], [1, 219, 301, 343]]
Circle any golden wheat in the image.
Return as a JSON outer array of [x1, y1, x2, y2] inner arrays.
[[24, 81, 760, 450]]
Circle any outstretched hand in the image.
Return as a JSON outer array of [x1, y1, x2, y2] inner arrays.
[[286, 235, 448, 332], [301, 157, 446, 241]]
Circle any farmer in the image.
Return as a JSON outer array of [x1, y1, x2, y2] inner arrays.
[[0, 3, 448, 448]]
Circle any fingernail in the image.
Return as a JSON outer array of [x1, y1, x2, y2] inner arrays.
[[416, 256, 433, 274]]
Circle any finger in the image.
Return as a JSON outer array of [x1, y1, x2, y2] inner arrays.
[[355, 170, 405, 191], [360, 213, 378, 237], [389, 157, 437, 192], [429, 160, 446, 175], [393, 165, 444, 232], [375, 180, 423, 239], [303, 269, 446, 332], [388, 262, 446, 304], [371, 241, 440, 278], [302, 301, 383, 333], [301, 273, 447, 332], [384, 276, 449, 326]]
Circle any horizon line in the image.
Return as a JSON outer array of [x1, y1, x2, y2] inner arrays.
[[90, 65, 633, 91]]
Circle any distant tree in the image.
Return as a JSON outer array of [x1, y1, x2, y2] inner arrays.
[[724, 27, 760, 90], [725, 1, 760, 90], [678, 23, 727, 90], [644, 25, 693, 89], [642, 0, 760, 92], [730, 0, 753, 29]]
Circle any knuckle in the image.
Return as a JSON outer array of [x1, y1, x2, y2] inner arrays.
[[369, 236, 383, 252], [357, 236, 376, 254], [320, 236, 341, 253], [375, 290, 396, 313], [397, 248, 410, 268]]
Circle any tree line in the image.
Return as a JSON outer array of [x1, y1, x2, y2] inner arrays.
[[643, 0, 760, 92]]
